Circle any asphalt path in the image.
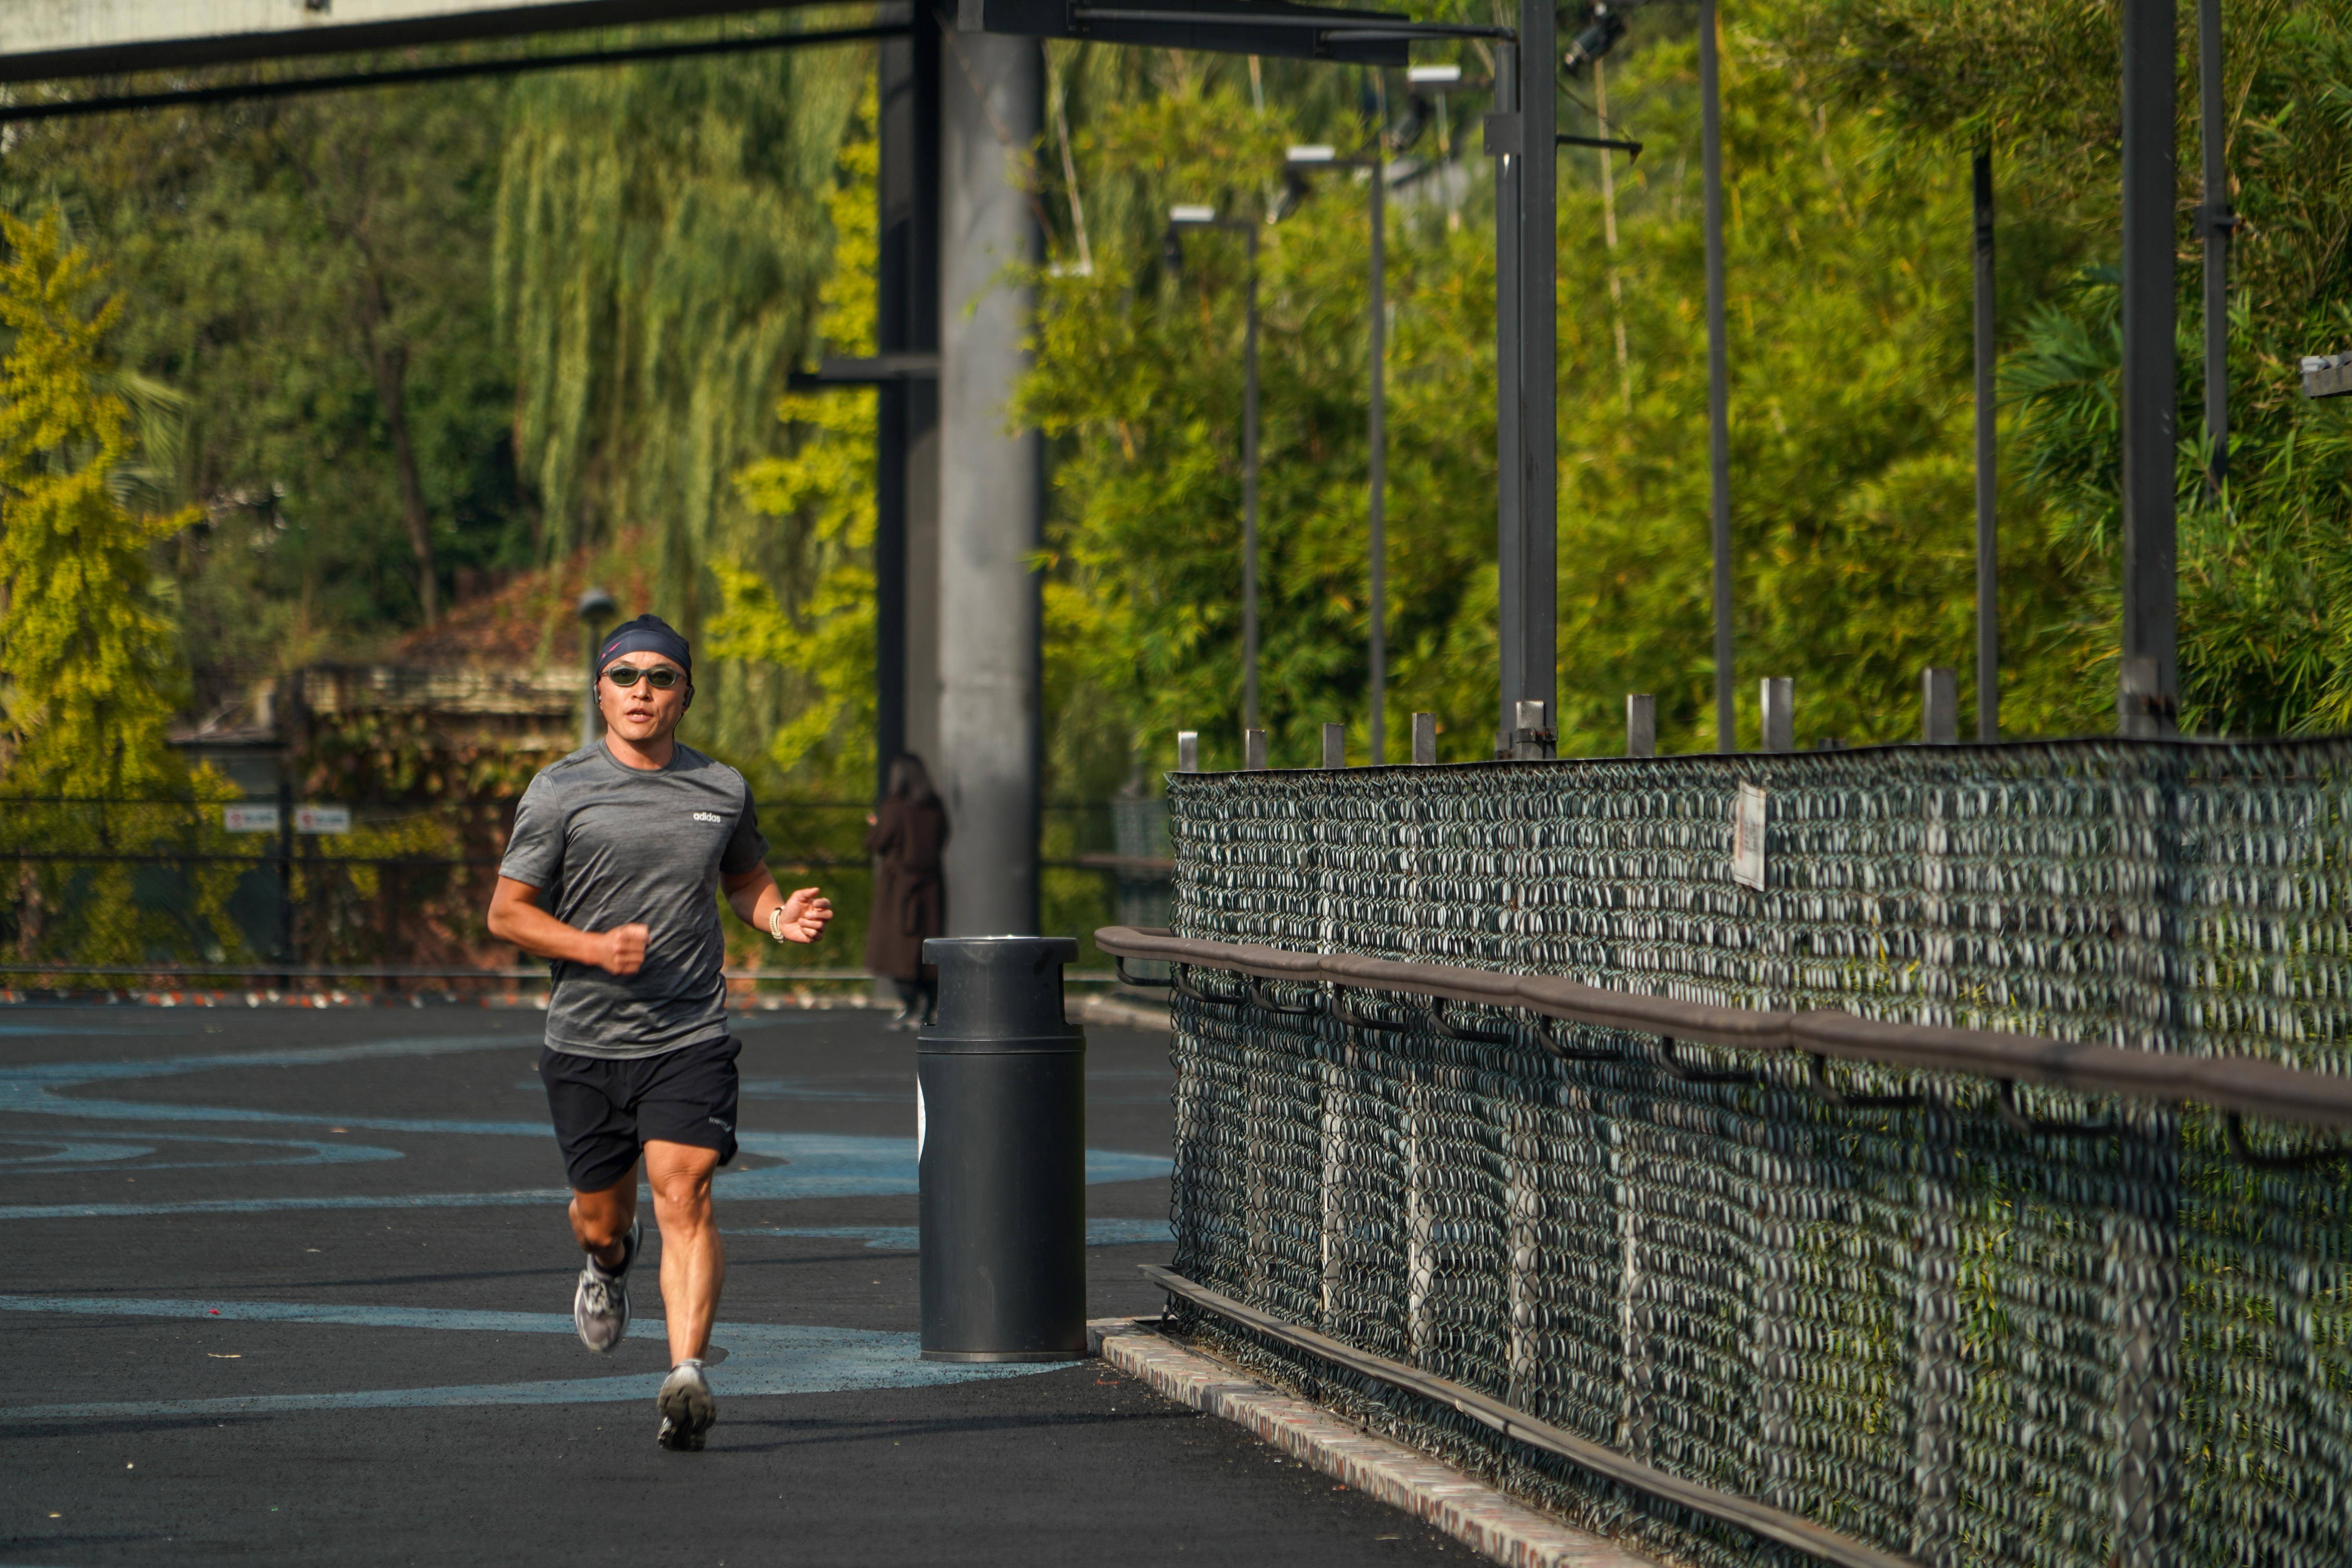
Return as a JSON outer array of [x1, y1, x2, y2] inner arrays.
[[0, 1004, 1463, 1566]]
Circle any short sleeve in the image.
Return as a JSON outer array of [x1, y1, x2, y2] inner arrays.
[[498, 776, 566, 889], [722, 788, 769, 877]]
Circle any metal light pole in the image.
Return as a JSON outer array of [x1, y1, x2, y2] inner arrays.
[[1700, 0, 1733, 752], [2198, 0, 2232, 492], [576, 586, 615, 750], [2119, 0, 2179, 738], [1166, 205, 1262, 736], [1974, 151, 1998, 742], [1286, 142, 1387, 763], [1491, 0, 1558, 758]]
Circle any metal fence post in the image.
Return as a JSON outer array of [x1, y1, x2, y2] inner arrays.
[[1404, 1052, 1434, 1367], [1908, 1101, 1961, 1568], [1974, 151, 2000, 742], [2110, 1106, 2183, 1568], [1761, 678, 1793, 752], [274, 779, 295, 973], [1504, 1107, 1540, 1408], [1511, 699, 1553, 762], [1702, 0, 1735, 754], [1244, 727, 1267, 771], [1177, 730, 1199, 773], [1613, 1116, 1656, 1470], [1626, 694, 1656, 758], [1411, 712, 1437, 766], [1923, 668, 1958, 744], [1319, 1023, 1351, 1333], [2119, 0, 2180, 737], [2198, 0, 2230, 492], [1322, 723, 1346, 769]]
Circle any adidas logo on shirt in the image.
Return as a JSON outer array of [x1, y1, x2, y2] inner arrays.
[[692, 811, 723, 824]]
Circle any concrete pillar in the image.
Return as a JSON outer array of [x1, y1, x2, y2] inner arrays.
[[937, 30, 1042, 935]]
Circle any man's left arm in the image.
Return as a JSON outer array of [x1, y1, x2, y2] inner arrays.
[[723, 865, 833, 944], [720, 791, 829, 942]]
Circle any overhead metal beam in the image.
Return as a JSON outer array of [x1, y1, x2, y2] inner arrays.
[[0, 18, 907, 123], [956, 0, 1410, 65], [0, 0, 817, 83]]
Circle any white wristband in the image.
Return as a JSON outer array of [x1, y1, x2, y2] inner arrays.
[[769, 905, 786, 942]]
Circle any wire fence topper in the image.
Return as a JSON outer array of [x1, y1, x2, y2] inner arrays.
[[1104, 735, 2352, 1568]]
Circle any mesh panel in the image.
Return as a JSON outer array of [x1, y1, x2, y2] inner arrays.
[[1160, 740, 2352, 1568]]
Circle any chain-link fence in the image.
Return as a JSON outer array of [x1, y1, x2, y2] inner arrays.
[[1143, 738, 2352, 1568]]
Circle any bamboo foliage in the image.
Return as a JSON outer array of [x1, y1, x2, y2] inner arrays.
[[710, 81, 881, 798], [492, 30, 866, 640]]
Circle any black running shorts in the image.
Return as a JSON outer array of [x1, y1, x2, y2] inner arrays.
[[540, 1036, 740, 1194]]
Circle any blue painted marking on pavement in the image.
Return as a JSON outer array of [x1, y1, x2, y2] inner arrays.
[[0, 1134, 1170, 1220], [0, 1034, 537, 1134], [0, 1130, 403, 1172], [0, 1295, 1056, 1420], [0, 1189, 573, 1222], [728, 1217, 1174, 1251], [0, 1031, 1172, 1216]]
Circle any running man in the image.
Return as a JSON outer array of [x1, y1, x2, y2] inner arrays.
[[487, 613, 831, 1451]]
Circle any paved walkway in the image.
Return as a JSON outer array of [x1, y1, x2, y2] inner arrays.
[[0, 1005, 1462, 1566]]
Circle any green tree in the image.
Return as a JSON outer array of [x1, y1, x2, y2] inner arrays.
[[0, 210, 198, 793], [494, 35, 863, 766], [1779, 0, 2352, 735], [0, 210, 248, 971], [2, 79, 526, 702], [708, 80, 881, 801]]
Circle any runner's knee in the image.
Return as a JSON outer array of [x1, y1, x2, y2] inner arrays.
[[646, 1157, 717, 1223], [570, 1192, 633, 1250]]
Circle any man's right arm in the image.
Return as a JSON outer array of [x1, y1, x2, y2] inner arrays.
[[486, 877, 648, 976]]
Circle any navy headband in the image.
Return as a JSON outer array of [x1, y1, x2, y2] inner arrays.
[[598, 615, 691, 680]]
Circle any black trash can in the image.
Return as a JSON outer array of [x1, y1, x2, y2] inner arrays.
[[916, 935, 1088, 1362]]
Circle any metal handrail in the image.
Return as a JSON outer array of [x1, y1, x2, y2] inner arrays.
[[1094, 925, 2352, 1137]]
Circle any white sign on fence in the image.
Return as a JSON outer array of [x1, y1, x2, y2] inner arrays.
[[1731, 782, 1768, 891], [222, 804, 280, 834], [295, 805, 352, 835]]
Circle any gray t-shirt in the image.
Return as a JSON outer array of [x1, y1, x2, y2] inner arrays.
[[498, 742, 768, 1059]]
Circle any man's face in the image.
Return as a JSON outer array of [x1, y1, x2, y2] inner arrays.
[[598, 653, 689, 744]]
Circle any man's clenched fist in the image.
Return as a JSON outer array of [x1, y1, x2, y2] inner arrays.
[[596, 922, 650, 976]]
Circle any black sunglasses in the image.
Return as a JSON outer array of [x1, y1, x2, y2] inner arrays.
[[604, 664, 683, 690]]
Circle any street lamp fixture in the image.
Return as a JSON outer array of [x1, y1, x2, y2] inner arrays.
[[1561, 2, 1626, 74], [1165, 204, 1264, 737], [1406, 63, 1461, 86]]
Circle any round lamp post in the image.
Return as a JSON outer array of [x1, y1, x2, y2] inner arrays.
[[1284, 142, 1387, 764], [577, 586, 617, 750], [1164, 203, 1262, 739]]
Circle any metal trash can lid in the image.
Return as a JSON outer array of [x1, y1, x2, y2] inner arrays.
[[920, 935, 1082, 1046]]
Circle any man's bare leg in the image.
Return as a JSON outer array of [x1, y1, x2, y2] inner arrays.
[[569, 1167, 638, 1270], [565, 1165, 642, 1354], [644, 1140, 725, 1364]]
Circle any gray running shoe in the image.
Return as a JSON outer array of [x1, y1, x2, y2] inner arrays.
[[656, 1360, 716, 1452], [572, 1218, 639, 1354]]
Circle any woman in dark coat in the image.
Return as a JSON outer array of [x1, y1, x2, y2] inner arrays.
[[864, 754, 949, 1029]]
